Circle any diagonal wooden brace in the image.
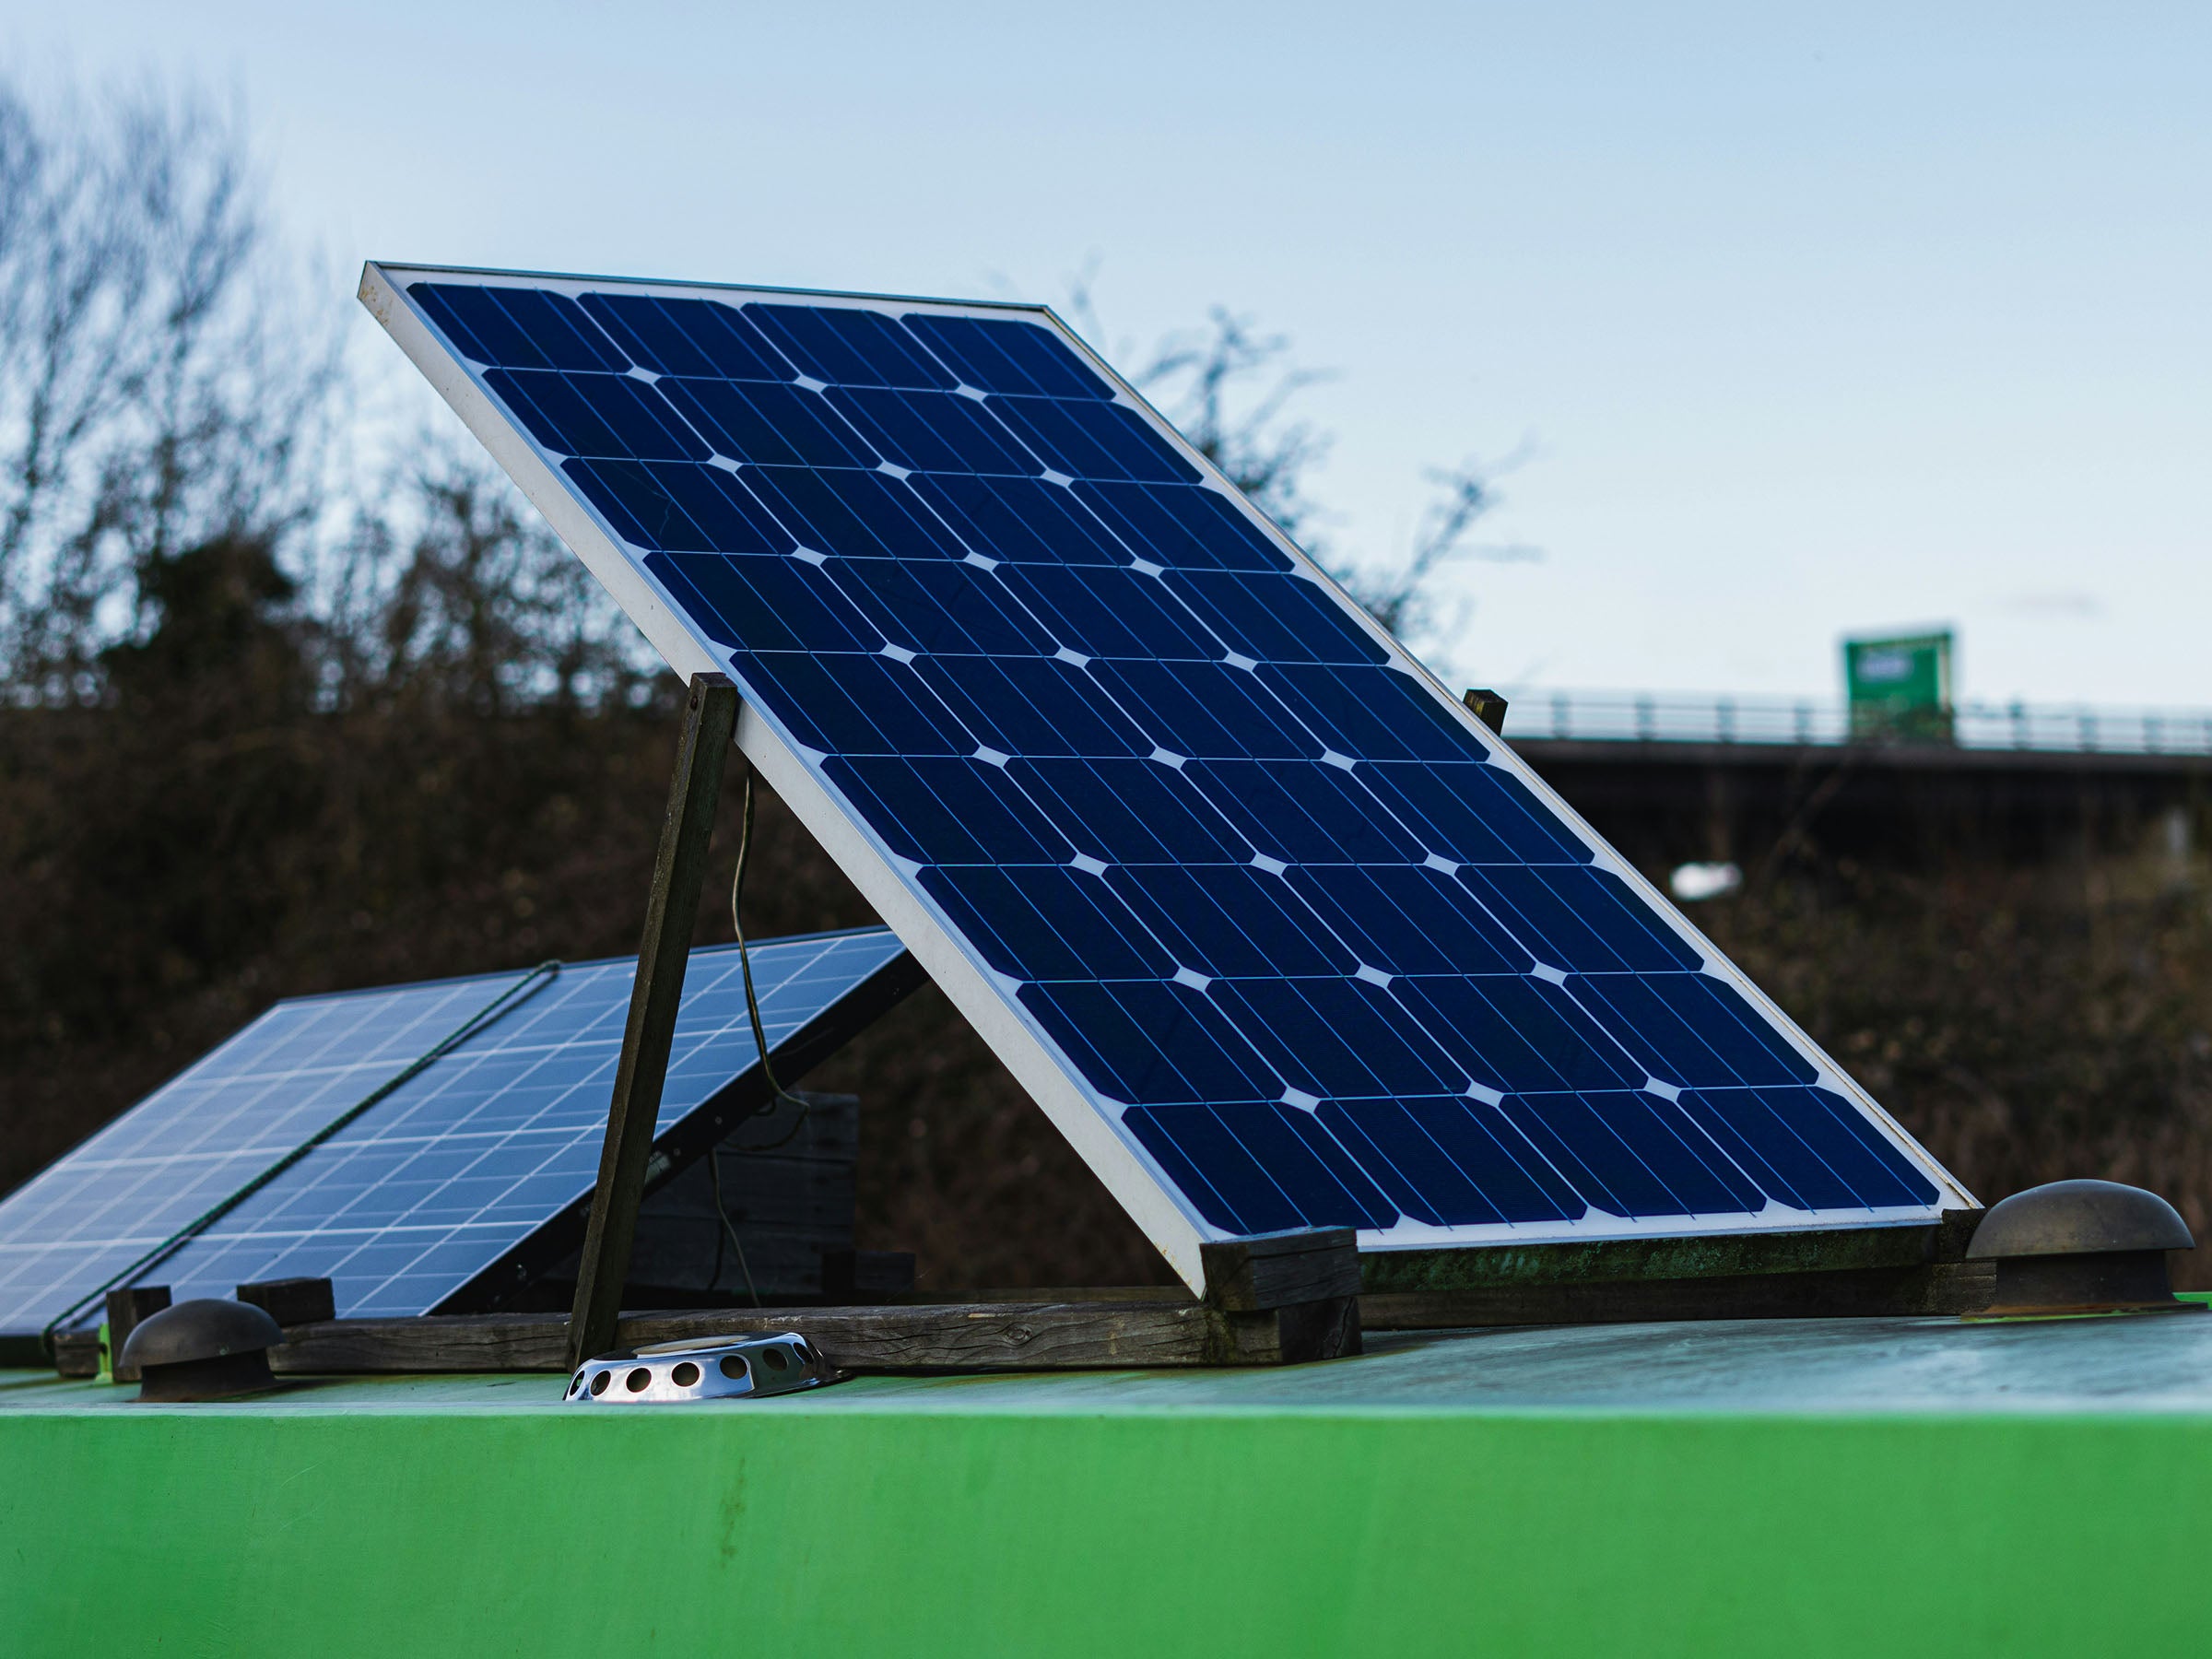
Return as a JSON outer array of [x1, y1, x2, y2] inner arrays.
[[569, 673, 738, 1370]]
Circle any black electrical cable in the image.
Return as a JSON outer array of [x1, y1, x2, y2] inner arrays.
[[727, 771, 815, 1154], [705, 1146, 761, 1309]]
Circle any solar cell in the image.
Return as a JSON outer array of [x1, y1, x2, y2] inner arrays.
[[0, 930, 915, 1335], [365, 265, 1971, 1290]]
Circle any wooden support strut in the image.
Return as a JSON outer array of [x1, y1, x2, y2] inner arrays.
[[568, 673, 738, 1371]]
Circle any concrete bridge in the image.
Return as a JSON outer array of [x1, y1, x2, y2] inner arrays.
[[1488, 689, 2212, 873]]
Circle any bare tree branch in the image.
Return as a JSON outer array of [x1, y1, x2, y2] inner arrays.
[[1124, 306, 1335, 546], [1071, 276, 1538, 665], [320, 429, 651, 715], [0, 77, 337, 683]]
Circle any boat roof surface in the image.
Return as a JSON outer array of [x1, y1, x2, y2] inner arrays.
[[9, 1309, 2212, 1417]]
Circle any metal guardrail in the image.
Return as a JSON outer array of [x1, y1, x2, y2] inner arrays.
[[1506, 691, 2212, 758]]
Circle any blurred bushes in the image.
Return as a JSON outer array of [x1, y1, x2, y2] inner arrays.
[[1700, 851, 2212, 1286]]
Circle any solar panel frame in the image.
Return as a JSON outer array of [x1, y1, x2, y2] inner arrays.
[[362, 262, 1973, 1293]]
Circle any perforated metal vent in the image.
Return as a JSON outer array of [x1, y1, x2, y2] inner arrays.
[[564, 1331, 830, 1404]]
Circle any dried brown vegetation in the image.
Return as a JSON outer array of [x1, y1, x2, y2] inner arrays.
[[1699, 851, 2212, 1286]]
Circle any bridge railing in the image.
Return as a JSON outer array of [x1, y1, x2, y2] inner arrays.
[[1505, 691, 2212, 758]]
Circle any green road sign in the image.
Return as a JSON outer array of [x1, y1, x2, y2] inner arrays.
[[1843, 629, 1954, 742]]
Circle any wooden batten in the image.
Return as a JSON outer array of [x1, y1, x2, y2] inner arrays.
[[1358, 1212, 1991, 1327], [265, 1293, 1363, 1377], [1359, 1212, 1982, 1296], [255, 1227, 1370, 1376], [1362, 1260, 1995, 1328]]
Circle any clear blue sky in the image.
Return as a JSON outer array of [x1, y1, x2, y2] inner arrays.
[[13, 1, 2208, 704]]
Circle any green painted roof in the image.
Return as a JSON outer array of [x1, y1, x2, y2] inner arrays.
[[10, 1316, 2212, 1658], [10, 1309, 2212, 1418]]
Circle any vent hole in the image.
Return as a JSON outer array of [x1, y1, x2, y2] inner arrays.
[[763, 1347, 789, 1371], [588, 1370, 611, 1396], [671, 1361, 700, 1387], [719, 1354, 748, 1382], [626, 1368, 653, 1393]]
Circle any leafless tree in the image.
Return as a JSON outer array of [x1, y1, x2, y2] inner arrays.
[[1123, 305, 1335, 543], [1347, 454, 1543, 651], [1067, 276, 1537, 665], [325, 433, 648, 714], [0, 77, 336, 686]]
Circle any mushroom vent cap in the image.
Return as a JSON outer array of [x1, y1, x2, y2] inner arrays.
[[1967, 1179, 2194, 1260], [1964, 1180, 2201, 1320], [118, 1298, 285, 1401]]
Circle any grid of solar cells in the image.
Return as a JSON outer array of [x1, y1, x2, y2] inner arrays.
[[0, 972, 533, 1335], [395, 274, 1947, 1246], [128, 929, 906, 1320]]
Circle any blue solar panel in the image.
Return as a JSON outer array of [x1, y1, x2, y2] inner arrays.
[[0, 930, 914, 1335], [369, 265, 1968, 1283], [0, 972, 535, 1337]]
